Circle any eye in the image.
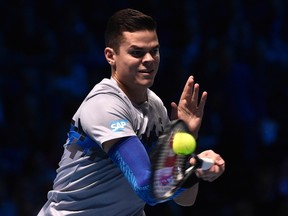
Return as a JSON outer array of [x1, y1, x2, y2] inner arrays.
[[129, 47, 159, 58], [150, 48, 159, 56], [130, 50, 145, 58]]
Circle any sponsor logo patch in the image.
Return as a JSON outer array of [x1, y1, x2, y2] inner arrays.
[[110, 119, 128, 132]]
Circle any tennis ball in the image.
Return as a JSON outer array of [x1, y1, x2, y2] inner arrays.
[[173, 132, 196, 155]]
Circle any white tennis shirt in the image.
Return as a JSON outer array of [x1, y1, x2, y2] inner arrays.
[[38, 78, 170, 216]]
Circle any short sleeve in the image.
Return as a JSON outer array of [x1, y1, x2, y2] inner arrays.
[[79, 93, 136, 146]]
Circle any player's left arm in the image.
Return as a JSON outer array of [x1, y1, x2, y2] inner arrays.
[[170, 76, 207, 138]]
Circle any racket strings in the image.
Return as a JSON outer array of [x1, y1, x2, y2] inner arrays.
[[152, 120, 192, 199], [153, 129, 190, 198], [153, 133, 176, 197]]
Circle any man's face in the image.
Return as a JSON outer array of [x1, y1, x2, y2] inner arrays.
[[113, 30, 160, 91]]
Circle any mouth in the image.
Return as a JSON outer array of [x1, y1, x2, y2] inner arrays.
[[139, 69, 154, 74]]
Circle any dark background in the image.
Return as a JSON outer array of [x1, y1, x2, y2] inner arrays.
[[1, 0, 288, 215]]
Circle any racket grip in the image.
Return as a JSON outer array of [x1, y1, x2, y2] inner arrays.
[[201, 157, 214, 170]]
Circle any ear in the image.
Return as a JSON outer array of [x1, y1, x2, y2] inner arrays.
[[104, 47, 115, 66]]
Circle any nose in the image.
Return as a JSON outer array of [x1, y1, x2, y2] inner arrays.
[[143, 52, 154, 63]]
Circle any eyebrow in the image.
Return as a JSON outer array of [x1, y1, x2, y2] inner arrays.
[[129, 44, 160, 50]]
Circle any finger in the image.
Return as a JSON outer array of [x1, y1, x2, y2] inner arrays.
[[200, 166, 221, 181], [191, 83, 199, 106], [202, 174, 217, 182], [189, 157, 197, 165], [199, 172, 216, 181], [197, 91, 208, 114], [179, 76, 194, 102], [210, 164, 225, 177], [214, 156, 225, 166]]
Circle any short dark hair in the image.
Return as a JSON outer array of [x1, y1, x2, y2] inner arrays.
[[104, 8, 157, 53]]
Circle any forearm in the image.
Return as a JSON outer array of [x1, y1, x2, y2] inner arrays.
[[173, 183, 199, 206], [107, 136, 172, 205]]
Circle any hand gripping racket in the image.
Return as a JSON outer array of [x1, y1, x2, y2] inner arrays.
[[150, 119, 214, 200]]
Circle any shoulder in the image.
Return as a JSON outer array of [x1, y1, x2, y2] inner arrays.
[[147, 89, 165, 108], [85, 78, 131, 106], [147, 88, 169, 124], [87, 78, 123, 98]]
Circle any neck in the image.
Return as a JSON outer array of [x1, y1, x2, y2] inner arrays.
[[112, 77, 148, 105], [122, 85, 148, 105]]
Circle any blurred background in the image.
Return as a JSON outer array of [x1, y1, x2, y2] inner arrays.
[[1, 0, 288, 215]]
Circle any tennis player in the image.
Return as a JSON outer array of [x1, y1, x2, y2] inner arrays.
[[38, 8, 225, 216]]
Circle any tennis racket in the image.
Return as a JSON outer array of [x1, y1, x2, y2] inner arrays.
[[150, 119, 214, 200]]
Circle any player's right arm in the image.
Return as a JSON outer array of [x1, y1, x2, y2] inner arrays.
[[173, 183, 199, 206], [173, 150, 225, 206], [103, 136, 162, 205]]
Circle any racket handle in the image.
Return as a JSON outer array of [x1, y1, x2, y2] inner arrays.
[[200, 157, 214, 170]]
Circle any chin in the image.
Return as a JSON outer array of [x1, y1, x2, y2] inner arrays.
[[142, 79, 155, 88]]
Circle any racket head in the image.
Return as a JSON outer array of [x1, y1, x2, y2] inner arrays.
[[150, 119, 195, 200]]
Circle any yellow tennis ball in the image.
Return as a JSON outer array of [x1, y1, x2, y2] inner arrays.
[[173, 132, 196, 155]]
